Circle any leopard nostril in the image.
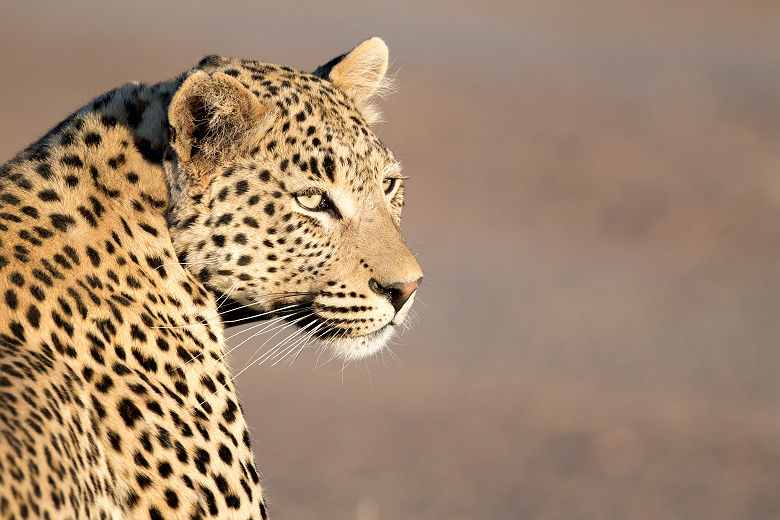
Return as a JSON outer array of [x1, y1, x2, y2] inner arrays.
[[369, 277, 422, 313]]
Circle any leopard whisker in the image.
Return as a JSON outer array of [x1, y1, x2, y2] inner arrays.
[[199, 309, 306, 374], [271, 321, 326, 367], [190, 314, 311, 409], [231, 311, 314, 377], [257, 318, 321, 367]]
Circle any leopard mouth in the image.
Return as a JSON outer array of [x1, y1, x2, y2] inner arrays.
[[214, 292, 318, 329], [215, 294, 394, 359]]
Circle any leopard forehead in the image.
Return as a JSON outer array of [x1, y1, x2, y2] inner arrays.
[[196, 55, 398, 182]]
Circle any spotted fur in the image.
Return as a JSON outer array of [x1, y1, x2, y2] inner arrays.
[[0, 37, 421, 519]]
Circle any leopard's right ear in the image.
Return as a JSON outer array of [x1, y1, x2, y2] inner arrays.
[[168, 71, 267, 193], [313, 37, 391, 124]]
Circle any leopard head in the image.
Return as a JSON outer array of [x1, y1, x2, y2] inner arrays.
[[165, 38, 422, 360]]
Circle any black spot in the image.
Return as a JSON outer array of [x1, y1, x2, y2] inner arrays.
[[216, 213, 233, 226], [0, 211, 21, 223], [35, 163, 52, 180], [38, 190, 60, 202], [60, 154, 84, 168], [223, 399, 238, 423], [117, 398, 143, 427], [83, 132, 102, 147], [50, 213, 76, 232], [139, 223, 159, 237], [107, 430, 122, 451], [259, 169, 271, 182], [145, 256, 166, 278], [146, 400, 163, 416], [156, 337, 169, 352], [212, 235, 226, 247], [264, 203, 275, 216], [75, 207, 97, 231], [29, 285, 45, 302], [194, 448, 210, 474], [309, 157, 320, 177], [164, 488, 179, 509], [25, 304, 41, 328], [107, 154, 126, 169], [136, 474, 153, 489], [243, 217, 259, 228], [235, 180, 249, 195], [95, 374, 113, 393], [65, 175, 79, 188], [323, 155, 336, 182], [175, 441, 188, 462], [203, 486, 218, 515], [64, 245, 80, 264], [86, 246, 101, 267], [134, 451, 150, 468], [236, 255, 252, 266], [5, 289, 18, 310], [180, 214, 198, 229], [218, 444, 233, 465], [34, 226, 54, 239], [158, 461, 173, 478], [0, 193, 19, 205], [20, 206, 38, 218], [9, 320, 25, 341], [62, 131, 77, 147], [130, 324, 147, 343]]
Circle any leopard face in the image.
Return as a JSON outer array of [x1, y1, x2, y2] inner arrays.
[[166, 38, 422, 360]]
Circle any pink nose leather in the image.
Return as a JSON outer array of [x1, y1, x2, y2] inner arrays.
[[370, 277, 422, 313]]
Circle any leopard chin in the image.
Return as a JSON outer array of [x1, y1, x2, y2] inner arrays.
[[319, 325, 395, 361]]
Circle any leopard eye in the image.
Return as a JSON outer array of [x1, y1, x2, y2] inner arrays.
[[382, 178, 396, 194], [295, 191, 327, 211]]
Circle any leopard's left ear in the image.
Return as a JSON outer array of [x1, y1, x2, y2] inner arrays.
[[314, 37, 390, 124], [168, 71, 267, 193]]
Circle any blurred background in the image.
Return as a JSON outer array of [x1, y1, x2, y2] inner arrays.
[[2, 1, 780, 518]]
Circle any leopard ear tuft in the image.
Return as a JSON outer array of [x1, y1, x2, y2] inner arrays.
[[314, 37, 392, 124]]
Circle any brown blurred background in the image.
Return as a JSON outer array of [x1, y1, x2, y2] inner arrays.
[[3, 1, 780, 518]]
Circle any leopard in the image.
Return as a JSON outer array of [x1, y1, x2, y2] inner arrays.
[[0, 37, 422, 519]]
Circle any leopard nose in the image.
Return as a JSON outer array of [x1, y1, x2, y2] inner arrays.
[[369, 277, 422, 313]]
